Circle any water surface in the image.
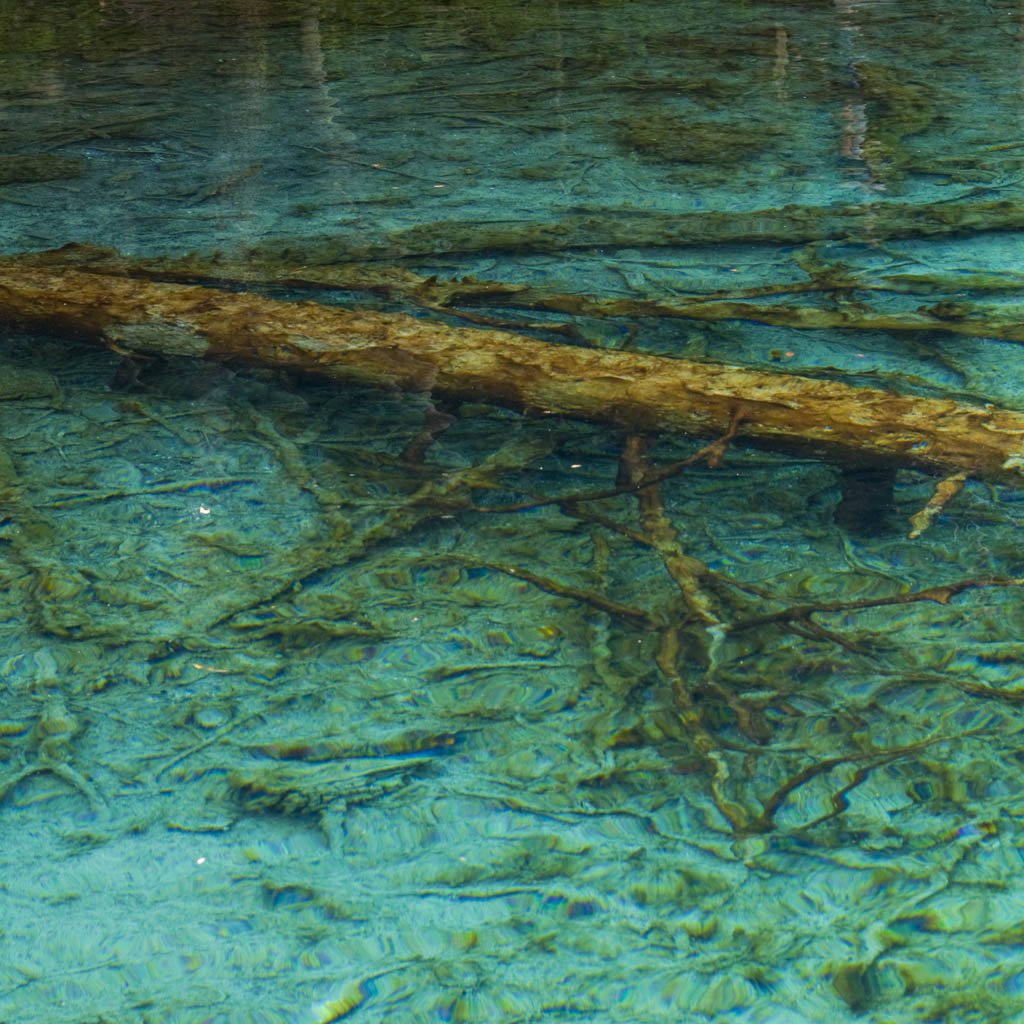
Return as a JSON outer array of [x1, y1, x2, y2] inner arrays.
[[2, 2, 1024, 1021]]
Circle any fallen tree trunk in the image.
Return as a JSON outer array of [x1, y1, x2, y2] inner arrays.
[[1, 257, 1024, 485]]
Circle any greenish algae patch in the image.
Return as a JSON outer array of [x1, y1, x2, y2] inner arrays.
[[617, 112, 782, 165]]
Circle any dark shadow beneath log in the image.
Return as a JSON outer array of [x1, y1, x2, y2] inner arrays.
[[834, 464, 897, 536]]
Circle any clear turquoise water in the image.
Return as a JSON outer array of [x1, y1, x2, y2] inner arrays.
[[3, 2, 1024, 1021]]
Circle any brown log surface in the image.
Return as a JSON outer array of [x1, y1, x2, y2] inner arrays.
[[2, 259, 1024, 484]]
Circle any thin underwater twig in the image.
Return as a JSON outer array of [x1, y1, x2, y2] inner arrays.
[[728, 576, 1024, 635]]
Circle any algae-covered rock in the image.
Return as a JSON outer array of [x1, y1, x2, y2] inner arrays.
[[0, 155, 86, 186]]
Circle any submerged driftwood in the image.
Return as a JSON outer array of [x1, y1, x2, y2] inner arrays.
[[252, 198, 1024, 261], [1, 254, 1024, 486], [18, 242, 1024, 347]]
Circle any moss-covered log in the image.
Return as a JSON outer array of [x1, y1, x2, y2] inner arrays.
[[2, 257, 1024, 485]]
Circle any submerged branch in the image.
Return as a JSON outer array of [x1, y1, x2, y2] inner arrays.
[[24, 242, 1024, 347], [728, 576, 1024, 635], [246, 197, 1024, 260]]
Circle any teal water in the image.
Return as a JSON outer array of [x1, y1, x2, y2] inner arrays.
[[3, 2, 1024, 1021]]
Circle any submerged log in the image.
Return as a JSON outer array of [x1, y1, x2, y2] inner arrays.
[[2, 257, 1024, 486], [249, 198, 1024, 261], [19, 243, 1024, 353]]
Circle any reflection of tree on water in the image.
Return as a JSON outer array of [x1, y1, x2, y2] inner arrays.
[[835, 0, 876, 189]]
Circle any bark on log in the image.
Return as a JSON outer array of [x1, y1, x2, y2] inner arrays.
[[2, 257, 1024, 486]]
